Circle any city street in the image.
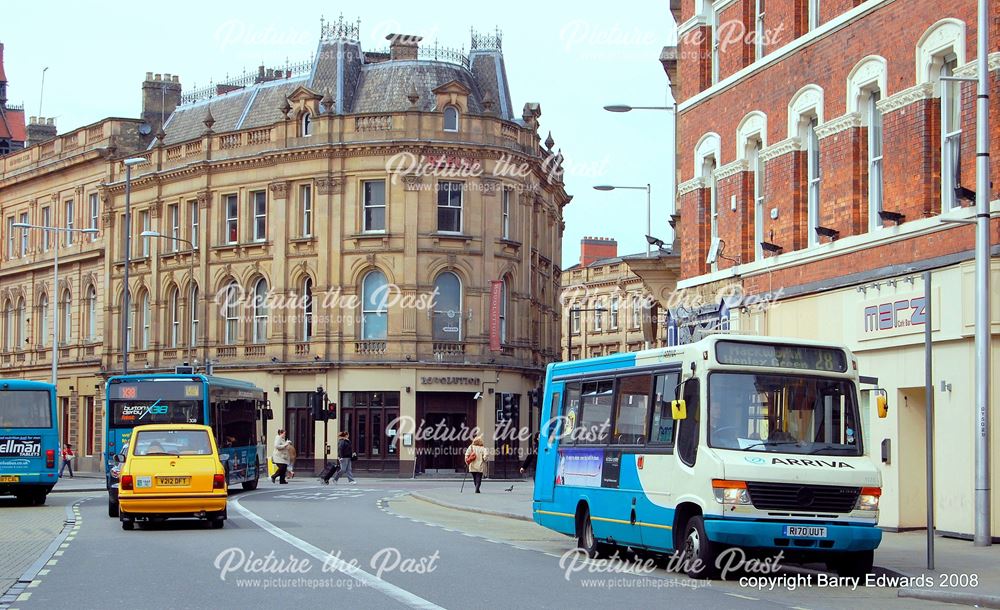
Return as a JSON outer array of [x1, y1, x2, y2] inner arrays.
[[0, 482, 969, 609]]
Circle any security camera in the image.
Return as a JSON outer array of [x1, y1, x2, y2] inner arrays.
[[473, 391, 482, 400]]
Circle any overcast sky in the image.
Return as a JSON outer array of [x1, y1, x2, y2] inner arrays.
[[2, 0, 676, 265]]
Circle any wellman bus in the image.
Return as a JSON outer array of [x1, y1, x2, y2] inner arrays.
[[533, 335, 887, 579], [0, 379, 60, 505], [104, 373, 269, 517]]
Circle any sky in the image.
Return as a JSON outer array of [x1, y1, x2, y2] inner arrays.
[[1, 0, 677, 266]]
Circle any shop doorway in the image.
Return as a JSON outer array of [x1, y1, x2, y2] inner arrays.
[[416, 392, 476, 474], [284, 392, 316, 473]]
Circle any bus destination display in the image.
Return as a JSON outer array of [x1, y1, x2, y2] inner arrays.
[[716, 341, 848, 372]]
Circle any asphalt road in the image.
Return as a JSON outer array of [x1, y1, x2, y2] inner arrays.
[[4, 482, 957, 610]]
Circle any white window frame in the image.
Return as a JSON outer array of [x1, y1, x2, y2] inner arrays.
[[808, 0, 820, 30], [85, 286, 97, 342], [498, 279, 508, 344], [593, 300, 604, 332], [19, 212, 28, 256], [805, 116, 821, 246], [2, 302, 10, 351], [710, 6, 722, 84], [168, 287, 180, 348], [168, 203, 180, 251], [225, 195, 239, 245], [363, 180, 386, 233], [59, 289, 72, 346], [941, 57, 961, 212], [301, 112, 312, 137], [502, 188, 512, 239], [39, 295, 49, 348], [139, 210, 150, 257], [706, 156, 719, 271], [300, 185, 312, 237], [443, 106, 459, 132], [16, 298, 25, 349], [64, 200, 74, 246], [609, 295, 619, 330], [89, 193, 99, 240], [754, 0, 766, 60], [436, 181, 464, 234], [252, 191, 267, 242], [361, 271, 389, 340], [750, 141, 765, 260], [189, 284, 199, 348], [189, 200, 199, 249], [571, 306, 581, 334], [302, 278, 314, 342], [5, 217, 13, 259], [252, 278, 268, 344], [866, 90, 884, 231], [223, 282, 239, 345], [42, 207, 51, 251], [140, 291, 150, 350]]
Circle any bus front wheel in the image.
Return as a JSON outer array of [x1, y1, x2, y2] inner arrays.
[[827, 550, 874, 578], [681, 516, 721, 579]]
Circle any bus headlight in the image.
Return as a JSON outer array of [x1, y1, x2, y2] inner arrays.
[[712, 479, 751, 505], [856, 487, 881, 511]]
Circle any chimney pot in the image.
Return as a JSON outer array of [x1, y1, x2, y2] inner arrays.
[[154, 73, 161, 81], [46, 118, 54, 126], [146, 71, 153, 81], [386, 33, 423, 61], [172, 75, 180, 83], [164, 73, 171, 81], [29, 116, 37, 124]]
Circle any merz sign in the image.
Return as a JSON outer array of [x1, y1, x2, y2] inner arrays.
[[862, 296, 926, 335]]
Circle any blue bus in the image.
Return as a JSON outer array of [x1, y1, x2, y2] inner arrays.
[[104, 374, 270, 517], [533, 335, 884, 579], [0, 379, 60, 505]]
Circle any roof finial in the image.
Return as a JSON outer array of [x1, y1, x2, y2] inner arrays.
[[544, 131, 555, 150], [407, 83, 420, 108], [202, 107, 215, 132]]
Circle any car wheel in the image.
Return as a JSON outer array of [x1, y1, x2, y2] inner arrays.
[[682, 516, 721, 579], [210, 518, 225, 529], [828, 550, 874, 578], [108, 497, 119, 518], [121, 519, 134, 531]]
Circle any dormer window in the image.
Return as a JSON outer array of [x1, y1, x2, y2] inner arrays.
[[301, 111, 312, 137], [443, 106, 459, 132]]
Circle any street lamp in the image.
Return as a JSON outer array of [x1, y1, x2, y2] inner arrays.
[[121, 157, 147, 375], [13, 223, 99, 386], [593, 184, 652, 257], [141, 230, 197, 369]]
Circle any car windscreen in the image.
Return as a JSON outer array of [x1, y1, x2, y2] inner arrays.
[[708, 372, 862, 456], [109, 400, 203, 428], [0, 390, 53, 428], [133, 430, 213, 456]]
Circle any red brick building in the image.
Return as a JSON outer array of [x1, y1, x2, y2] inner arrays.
[[670, 1, 1000, 537]]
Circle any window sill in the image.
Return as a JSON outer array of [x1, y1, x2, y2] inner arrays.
[[496, 238, 522, 249], [431, 232, 473, 245]]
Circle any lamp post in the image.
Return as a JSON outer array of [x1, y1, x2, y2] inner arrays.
[[141, 231, 197, 368], [593, 184, 652, 257], [121, 157, 147, 375], [13, 223, 99, 385]]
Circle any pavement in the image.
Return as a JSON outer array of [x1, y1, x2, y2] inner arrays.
[[49, 473, 106, 493], [410, 480, 1000, 609]]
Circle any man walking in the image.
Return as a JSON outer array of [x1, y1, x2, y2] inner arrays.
[[332, 431, 356, 484], [271, 429, 292, 484]]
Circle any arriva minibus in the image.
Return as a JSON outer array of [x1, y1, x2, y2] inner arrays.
[[104, 374, 269, 517], [533, 335, 886, 579], [0, 379, 60, 505]]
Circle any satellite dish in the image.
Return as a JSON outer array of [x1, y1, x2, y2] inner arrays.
[[706, 237, 722, 265], [138, 123, 153, 136]]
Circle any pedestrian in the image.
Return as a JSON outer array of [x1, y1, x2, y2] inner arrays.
[[464, 435, 488, 493], [271, 429, 292, 484], [519, 432, 539, 478], [332, 431, 356, 484], [60, 443, 75, 478]]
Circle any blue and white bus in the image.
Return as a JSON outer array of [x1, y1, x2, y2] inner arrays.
[[104, 374, 269, 516], [0, 379, 60, 505], [533, 335, 885, 579]]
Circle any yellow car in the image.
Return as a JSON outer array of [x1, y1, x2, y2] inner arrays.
[[117, 424, 228, 530]]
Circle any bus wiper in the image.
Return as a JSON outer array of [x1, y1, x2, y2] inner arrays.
[[740, 441, 801, 451], [808, 444, 855, 454], [144, 451, 180, 457]]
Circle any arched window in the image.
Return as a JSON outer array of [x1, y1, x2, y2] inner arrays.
[[361, 270, 388, 340], [788, 85, 824, 247], [223, 281, 240, 345], [84, 286, 97, 342], [39, 294, 49, 348], [189, 284, 200, 348], [168, 286, 180, 348], [302, 277, 314, 342], [499, 277, 509, 344], [2, 301, 11, 351], [15, 298, 25, 350], [252, 278, 269, 344], [301, 111, 312, 137], [432, 272, 462, 341], [59, 289, 72, 346], [138, 290, 150, 349], [443, 106, 459, 132]]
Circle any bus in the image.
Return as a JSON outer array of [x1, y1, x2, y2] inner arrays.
[[0, 379, 60, 505], [533, 335, 886, 579], [104, 374, 269, 516]]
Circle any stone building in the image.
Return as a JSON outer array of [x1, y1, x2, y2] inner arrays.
[[0, 21, 571, 477], [667, 0, 1000, 536]]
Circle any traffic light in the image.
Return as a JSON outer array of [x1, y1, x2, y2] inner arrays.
[[312, 386, 328, 421]]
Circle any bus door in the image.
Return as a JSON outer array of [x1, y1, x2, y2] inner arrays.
[[534, 384, 564, 503]]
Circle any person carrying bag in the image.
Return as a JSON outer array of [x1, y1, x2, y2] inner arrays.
[[465, 435, 487, 493]]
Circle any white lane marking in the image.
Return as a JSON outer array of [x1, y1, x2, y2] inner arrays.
[[726, 593, 758, 600], [231, 495, 444, 610]]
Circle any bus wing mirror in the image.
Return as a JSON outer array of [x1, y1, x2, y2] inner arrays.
[[671, 399, 687, 420], [876, 393, 888, 419]]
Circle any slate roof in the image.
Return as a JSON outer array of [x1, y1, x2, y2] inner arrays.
[[352, 60, 484, 114]]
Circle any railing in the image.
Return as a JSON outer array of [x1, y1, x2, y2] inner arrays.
[[167, 145, 183, 160], [87, 125, 104, 141], [132, 351, 147, 362], [219, 133, 242, 149], [162, 349, 177, 361], [60, 348, 71, 359], [432, 342, 466, 356], [294, 342, 311, 356], [247, 128, 272, 145], [245, 345, 265, 358], [15, 352, 25, 362], [217, 346, 237, 359], [185, 141, 202, 155], [355, 340, 387, 355], [355, 115, 393, 132]]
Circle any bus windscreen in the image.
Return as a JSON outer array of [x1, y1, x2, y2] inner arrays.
[[0, 391, 53, 428]]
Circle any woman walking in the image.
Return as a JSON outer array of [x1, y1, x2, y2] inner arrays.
[[332, 431, 356, 484], [465, 435, 488, 493], [271, 429, 292, 484]]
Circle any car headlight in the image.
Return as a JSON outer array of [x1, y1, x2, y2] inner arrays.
[[856, 487, 881, 511], [712, 480, 751, 505]]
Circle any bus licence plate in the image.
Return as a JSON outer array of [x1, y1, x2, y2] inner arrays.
[[0, 475, 19, 483], [157, 476, 190, 486], [784, 526, 827, 538]]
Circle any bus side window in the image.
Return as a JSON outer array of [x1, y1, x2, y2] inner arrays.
[[578, 380, 613, 444], [562, 383, 582, 445], [544, 392, 561, 447], [613, 375, 651, 445], [676, 378, 700, 466], [650, 372, 680, 445]]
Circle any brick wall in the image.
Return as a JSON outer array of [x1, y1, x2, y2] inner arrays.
[[818, 127, 865, 235]]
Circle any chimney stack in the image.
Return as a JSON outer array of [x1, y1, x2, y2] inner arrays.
[[386, 34, 422, 61], [141, 72, 182, 142], [26, 116, 57, 147], [579, 236, 618, 267]]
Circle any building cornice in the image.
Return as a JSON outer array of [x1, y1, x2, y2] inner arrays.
[[759, 137, 801, 162], [876, 82, 934, 115], [953, 52, 1000, 77], [677, 16, 707, 36], [714, 158, 749, 180], [815, 112, 862, 139], [677, 177, 706, 196]]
